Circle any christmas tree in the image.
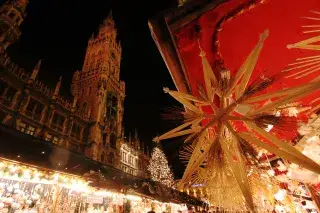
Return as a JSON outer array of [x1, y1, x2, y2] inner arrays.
[[147, 147, 175, 188]]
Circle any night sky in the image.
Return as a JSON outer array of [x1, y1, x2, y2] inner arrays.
[[3, 0, 185, 177]]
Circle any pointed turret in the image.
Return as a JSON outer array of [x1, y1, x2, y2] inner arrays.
[[99, 10, 115, 34], [0, 0, 29, 53], [134, 129, 140, 150], [14, 0, 29, 14], [72, 96, 77, 111], [128, 132, 132, 146], [53, 76, 62, 99], [134, 128, 138, 140], [146, 146, 150, 156], [29, 60, 42, 83], [140, 140, 145, 153], [104, 10, 113, 25]]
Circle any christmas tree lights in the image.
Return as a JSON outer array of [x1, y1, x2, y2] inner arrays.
[[147, 147, 175, 188]]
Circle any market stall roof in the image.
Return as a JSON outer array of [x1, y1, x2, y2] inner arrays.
[[0, 123, 102, 175], [0, 124, 205, 206], [150, 0, 320, 140], [149, 0, 225, 93]]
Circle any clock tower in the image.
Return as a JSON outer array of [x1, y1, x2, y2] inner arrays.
[[71, 11, 125, 162]]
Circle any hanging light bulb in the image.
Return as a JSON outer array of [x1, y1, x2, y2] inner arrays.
[[274, 189, 287, 201], [265, 124, 274, 132]]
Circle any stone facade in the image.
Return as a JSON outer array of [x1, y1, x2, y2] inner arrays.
[[0, 0, 149, 178], [0, 0, 27, 53], [119, 131, 150, 177]]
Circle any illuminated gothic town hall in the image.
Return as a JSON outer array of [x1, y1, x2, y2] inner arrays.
[[2, 0, 320, 212], [0, 0, 149, 177]]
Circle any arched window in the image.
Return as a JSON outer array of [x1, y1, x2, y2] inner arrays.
[[81, 89, 84, 97], [88, 86, 92, 95], [108, 152, 115, 164], [101, 152, 105, 162], [111, 52, 116, 59], [102, 133, 107, 145], [9, 11, 15, 19], [106, 93, 118, 119], [82, 102, 88, 113], [16, 17, 21, 24], [89, 61, 94, 70], [110, 133, 116, 148]]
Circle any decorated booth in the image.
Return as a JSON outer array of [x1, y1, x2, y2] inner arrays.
[[0, 157, 188, 213], [0, 124, 203, 213]]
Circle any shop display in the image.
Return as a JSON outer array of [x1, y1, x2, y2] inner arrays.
[[0, 158, 188, 213]]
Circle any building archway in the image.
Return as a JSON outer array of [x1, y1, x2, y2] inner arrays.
[[101, 152, 105, 162], [107, 152, 115, 164], [110, 133, 116, 148]]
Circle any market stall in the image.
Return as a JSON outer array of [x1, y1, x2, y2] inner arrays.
[[0, 123, 205, 213], [0, 157, 189, 213]]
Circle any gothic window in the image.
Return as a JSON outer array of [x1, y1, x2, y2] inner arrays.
[[25, 98, 43, 121], [26, 126, 35, 136], [106, 93, 117, 119], [107, 152, 115, 164], [51, 112, 65, 132], [71, 122, 82, 141], [0, 110, 7, 123], [102, 133, 107, 145], [19, 122, 35, 136], [122, 152, 127, 163], [110, 133, 116, 148], [110, 65, 114, 75], [88, 86, 92, 95], [2, 87, 17, 107], [19, 122, 26, 132], [89, 61, 94, 70], [0, 81, 8, 97], [45, 133, 52, 142], [16, 17, 21, 24], [82, 102, 88, 114], [52, 136, 59, 144], [81, 89, 84, 97], [9, 11, 15, 19], [111, 52, 116, 59], [101, 152, 105, 162]]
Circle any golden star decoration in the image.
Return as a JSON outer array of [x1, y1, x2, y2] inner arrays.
[[153, 28, 320, 212]]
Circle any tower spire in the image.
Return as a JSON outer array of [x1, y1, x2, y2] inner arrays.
[[53, 76, 62, 99], [29, 60, 42, 83], [0, 0, 29, 53], [134, 128, 138, 140], [102, 9, 115, 29], [14, 0, 29, 13], [107, 9, 113, 20]]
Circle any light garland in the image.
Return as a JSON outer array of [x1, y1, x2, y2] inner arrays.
[[147, 147, 175, 188], [0, 158, 189, 213], [0, 159, 89, 192]]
